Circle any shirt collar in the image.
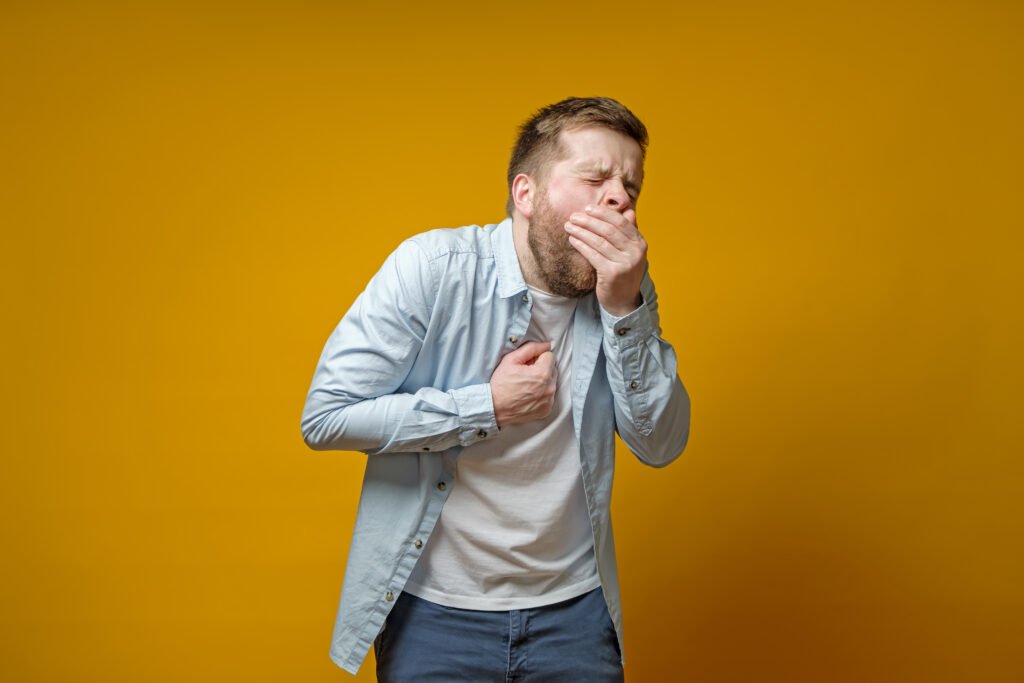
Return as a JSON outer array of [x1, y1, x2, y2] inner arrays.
[[491, 216, 528, 298]]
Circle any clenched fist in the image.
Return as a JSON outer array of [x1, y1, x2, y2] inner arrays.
[[490, 341, 557, 428]]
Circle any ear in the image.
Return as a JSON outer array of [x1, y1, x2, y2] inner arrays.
[[511, 173, 536, 219]]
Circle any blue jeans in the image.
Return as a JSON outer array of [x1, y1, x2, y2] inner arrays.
[[373, 587, 625, 682]]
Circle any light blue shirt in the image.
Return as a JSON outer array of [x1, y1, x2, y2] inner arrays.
[[301, 217, 691, 675]]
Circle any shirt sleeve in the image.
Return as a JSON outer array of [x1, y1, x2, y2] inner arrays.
[[599, 267, 691, 467], [300, 238, 498, 455]]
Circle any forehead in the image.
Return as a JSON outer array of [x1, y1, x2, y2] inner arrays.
[[553, 126, 644, 176]]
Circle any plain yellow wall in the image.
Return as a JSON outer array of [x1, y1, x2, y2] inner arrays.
[[1, 1, 1021, 681]]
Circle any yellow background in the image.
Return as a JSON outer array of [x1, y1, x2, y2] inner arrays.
[[2, 1, 1021, 681]]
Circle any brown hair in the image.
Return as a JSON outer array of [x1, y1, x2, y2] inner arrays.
[[506, 96, 649, 216]]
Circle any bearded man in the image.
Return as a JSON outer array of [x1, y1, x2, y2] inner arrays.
[[301, 96, 691, 682]]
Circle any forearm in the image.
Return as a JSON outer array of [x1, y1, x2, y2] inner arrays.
[[609, 362, 691, 467], [600, 280, 691, 467], [301, 383, 497, 455]]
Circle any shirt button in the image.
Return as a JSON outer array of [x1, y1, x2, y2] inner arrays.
[[414, 539, 423, 549], [385, 591, 394, 602], [437, 482, 447, 492], [617, 327, 630, 336], [509, 335, 519, 344], [477, 429, 488, 438], [630, 380, 639, 390], [521, 294, 529, 303]]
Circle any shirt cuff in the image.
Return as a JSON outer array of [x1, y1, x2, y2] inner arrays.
[[450, 383, 499, 447], [599, 298, 655, 350]]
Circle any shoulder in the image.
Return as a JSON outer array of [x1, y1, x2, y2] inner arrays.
[[402, 222, 499, 264]]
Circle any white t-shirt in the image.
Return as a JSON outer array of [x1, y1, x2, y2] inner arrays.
[[404, 285, 600, 610]]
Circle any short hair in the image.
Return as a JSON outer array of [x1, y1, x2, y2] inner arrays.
[[505, 96, 649, 217]]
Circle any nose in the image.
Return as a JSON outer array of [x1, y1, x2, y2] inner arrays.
[[601, 177, 632, 213]]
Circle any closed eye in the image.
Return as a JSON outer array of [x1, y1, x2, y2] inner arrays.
[[583, 176, 640, 200]]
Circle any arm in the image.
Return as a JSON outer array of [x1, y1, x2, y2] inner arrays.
[[566, 204, 691, 467], [300, 238, 497, 455], [600, 270, 691, 467]]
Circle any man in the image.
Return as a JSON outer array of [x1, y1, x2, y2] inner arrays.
[[301, 96, 691, 681]]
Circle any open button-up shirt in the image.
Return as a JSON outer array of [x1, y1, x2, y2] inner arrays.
[[301, 217, 691, 675]]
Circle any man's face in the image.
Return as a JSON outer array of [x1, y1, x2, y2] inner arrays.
[[527, 126, 644, 298]]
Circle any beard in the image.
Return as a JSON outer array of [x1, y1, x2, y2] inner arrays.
[[527, 189, 597, 298]]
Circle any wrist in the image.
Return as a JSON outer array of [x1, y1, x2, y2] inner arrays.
[[601, 292, 643, 317]]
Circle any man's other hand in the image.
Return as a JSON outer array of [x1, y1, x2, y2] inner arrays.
[[490, 341, 557, 428], [565, 205, 646, 317]]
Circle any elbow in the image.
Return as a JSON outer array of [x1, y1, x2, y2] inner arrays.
[[657, 419, 691, 467], [637, 385, 691, 468], [300, 406, 338, 452], [302, 429, 327, 451], [637, 433, 687, 468], [300, 406, 371, 454], [301, 420, 328, 451]]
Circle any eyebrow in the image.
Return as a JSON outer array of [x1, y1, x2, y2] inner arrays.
[[578, 162, 643, 194]]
